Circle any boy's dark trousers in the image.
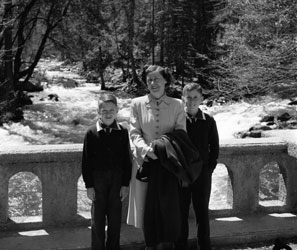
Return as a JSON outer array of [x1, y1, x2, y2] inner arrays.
[[175, 166, 212, 250], [91, 170, 122, 250]]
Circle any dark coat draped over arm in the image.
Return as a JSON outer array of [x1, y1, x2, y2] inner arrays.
[[143, 129, 203, 244]]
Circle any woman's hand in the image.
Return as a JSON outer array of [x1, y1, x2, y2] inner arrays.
[[120, 186, 129, 201], [87, 187, 95, 201], [146, 147, 157, 160]]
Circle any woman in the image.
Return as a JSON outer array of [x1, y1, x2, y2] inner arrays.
[[127, 65, 186, 250]]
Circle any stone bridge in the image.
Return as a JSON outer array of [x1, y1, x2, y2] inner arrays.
[[0, 138, 297, 249]]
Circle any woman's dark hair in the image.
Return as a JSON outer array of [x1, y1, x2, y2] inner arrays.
[[143, 65, 174, 86]]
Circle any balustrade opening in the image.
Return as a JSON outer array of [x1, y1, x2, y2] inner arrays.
[[259, 161, 287, 207], [8, 171, 42, 223], [77, 175, 92, 219], [210, 163, 233, 210]]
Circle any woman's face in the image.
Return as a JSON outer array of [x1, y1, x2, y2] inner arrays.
[[146, 71, 166, 99]]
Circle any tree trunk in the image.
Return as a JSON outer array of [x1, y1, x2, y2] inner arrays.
[[126, 0, 139, 84], [151, 0, 155, 64], [99, 47, 105, 90], [159, 0, 165, 65], [14, 0, 38, 90], [1, 0, 14, 101]]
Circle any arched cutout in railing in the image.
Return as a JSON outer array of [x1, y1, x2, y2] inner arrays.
[[210, 163, 233, 210], [77, 175, 91, 219], [259, 161, 286, 207], [8, 171, 42, 223]]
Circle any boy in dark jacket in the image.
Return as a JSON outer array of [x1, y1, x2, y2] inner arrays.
[[175, 83, 219, 250], [82, 93, 132, 250]]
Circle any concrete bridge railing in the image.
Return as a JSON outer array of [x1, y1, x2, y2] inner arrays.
[[0, 138, 296, 231]]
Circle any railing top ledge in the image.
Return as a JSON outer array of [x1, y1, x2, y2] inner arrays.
[[0, 144, 82, 154], [0, 137, 292, 163], [220, 137, 288, 154], [0, 144, 83, 163], [221, 137, 286, 145]]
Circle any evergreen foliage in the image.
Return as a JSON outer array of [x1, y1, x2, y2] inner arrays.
[[209, 0, 297, 100], [1, 0, 297, 124]]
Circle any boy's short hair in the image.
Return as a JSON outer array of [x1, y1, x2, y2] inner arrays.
[[98, 93, 118, 109], [182, 83, 203, 96]]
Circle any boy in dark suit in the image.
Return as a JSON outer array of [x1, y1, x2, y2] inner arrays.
[[82, 93, 132, 250], [175, 83, 219, 250]]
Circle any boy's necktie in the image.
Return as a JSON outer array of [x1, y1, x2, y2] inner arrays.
[[105, 127, 111, 134]]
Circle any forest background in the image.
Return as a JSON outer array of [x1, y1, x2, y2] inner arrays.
[[1, 0, 297, 124]]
